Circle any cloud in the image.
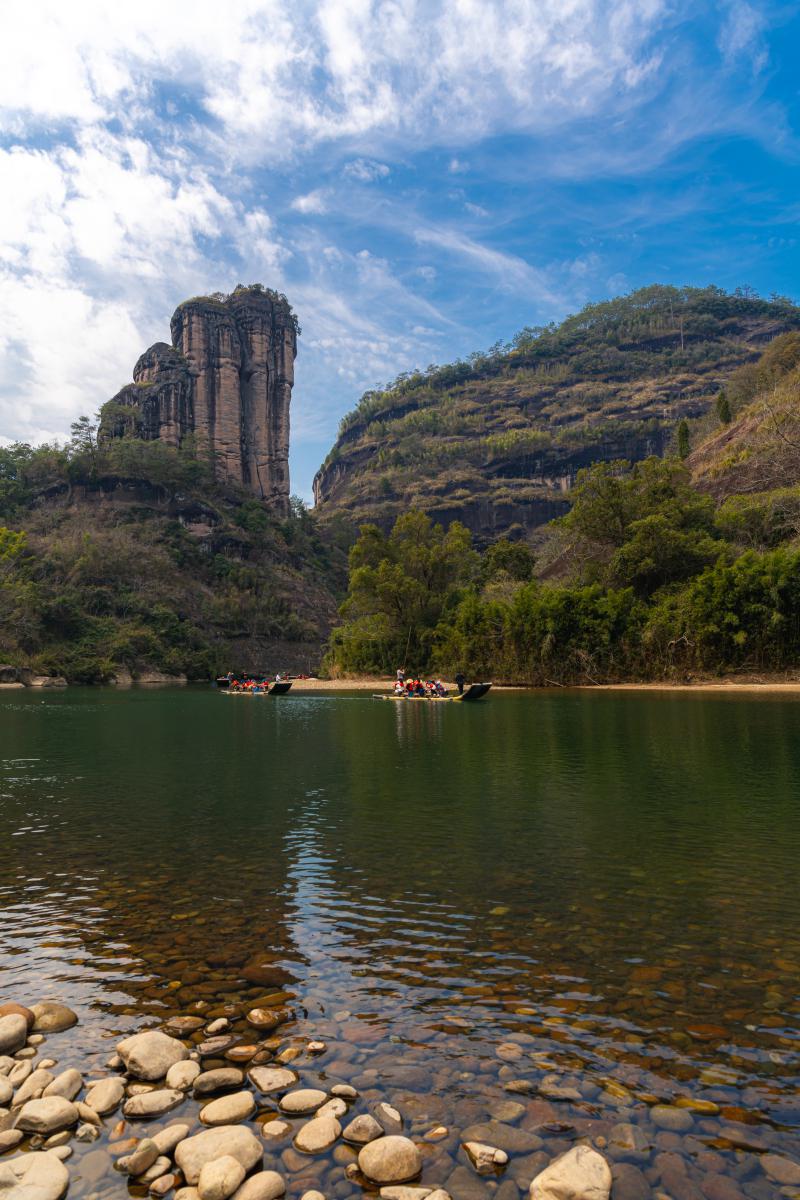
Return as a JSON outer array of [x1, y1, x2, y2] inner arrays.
[[291, 189, 329, 214], [413, 224, 560, 304], [464, 202, 489, 218], [343, 158, 391, 182]]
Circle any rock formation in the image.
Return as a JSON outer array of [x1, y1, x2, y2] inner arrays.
[[102, 287, 297, 513]]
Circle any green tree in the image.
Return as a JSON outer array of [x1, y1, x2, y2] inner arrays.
[[677, 419, 690, 459], [715, 390, 732, 425]]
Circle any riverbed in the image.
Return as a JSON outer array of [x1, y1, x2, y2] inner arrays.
[[1, 687, 798, 1199]]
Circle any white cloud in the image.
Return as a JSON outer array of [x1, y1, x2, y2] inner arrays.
[[291, 189, 329, 214], [343, 158, 391, 182], [464, 202, 489, 218]]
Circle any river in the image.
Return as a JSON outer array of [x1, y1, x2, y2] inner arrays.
[[1, 686, 799, 1198]]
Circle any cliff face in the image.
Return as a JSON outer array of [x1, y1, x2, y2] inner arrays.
[[103, 287, 297, 513], [314, 286, 800, 543]]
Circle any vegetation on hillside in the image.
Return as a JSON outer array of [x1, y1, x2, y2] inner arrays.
[[0, 421, 347, 683], [315, 285, 800, 540], [326, 329, 800, 683]]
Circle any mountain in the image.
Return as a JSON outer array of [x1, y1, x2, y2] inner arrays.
[[313, 285, 800, 543]]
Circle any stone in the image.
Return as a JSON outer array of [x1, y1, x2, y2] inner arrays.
[[316, 1098, 347, 1119], [198, 1038, 236, 1058], [74, 1100, 102, 1126], [125, 1137, 162, 1175], [105, 290, 297, 512], [762, 1156, 800, 1187], [194, 1069, 245, 1096], [608, 1123, 651, 1161], [489, 1101, 526, 1124], [307, 1042, 326, 1055], [43, 1068, 82, 1101], [279, 1089, 327, 1115], [380, 1190, 433, 1200], [343, 1114, 384, 1145], [358, 1136, 422, 1184], [232, 1172, 287, 1200], [0, 1004, 34, 1030], [207, 1020, 230, 1035], [248, 1067, 298, 1095], [261, 1120, 291, 1140], [0, 1015, 27, 1055], [118, 1031, 189, 1081], [0, 1129, 23, 1151], [463, 1143, 509, 1174], [168, 1060, 202, 1090], [30, 1004, 78, 1034], [84, 1076, 125, 1114], [374, 1103, 403, 1134], [76, 1122, 101, 1142], [165, 1017, 206, 1036], [175, 1125, 264, 1185], [529, 1146, 612, 1200], [8, 1062, 32, 1087], [16, 1097, 79, 1134], [330, 1085, 358, 1099], [2, 1150, 69, 1200], [198, 1155, 246, 1200], [300, 1193, 324, 1200], [153, 1123, 192, 1155], [151, 1172, 179, 1195], [294, 1116, 341, 1154], [140, 1156, 172, 1183], [462, 1123, 542, 1155], [200, 1092, 256, 1126], [650, 1106, 693, 1133], [446, 1165, 490, 1200], [177, 1191, 201, 1200], [13, 1070, 55, 1106], [0, 1079, 11, 1107], [123, 1088, 185, 1118]]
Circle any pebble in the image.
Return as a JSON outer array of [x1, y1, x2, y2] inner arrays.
[[175, 1125, 264, 1184], [463, 1142, 509, 1174], [195, 1068, 245, 1095], [330, 1084, 358, 1099], [651, 1106, 694, 1132], [261, 1120, 292, 1141], [16, 1097, 79, 1134], [79, 1149, 112, 1183], [30, 1004, 78, 1034], [307, 1042, 327, 1055], [0, 1003, 35, 1030], [232, 1171, 287, 1200], [762, 1156, 800, 1187], [198, 1154, 246, 1200], [374, 1102, 404, 1134], [0, 1015, 28, 1055], [206, 1020, 231, 1035], [200, 1091, 257, 1126], [317, 1097, 347, 1119], [358, 1135, 423, 1184], [118, 1031, 189, 1081], [84, 1076, 126, 1114], [76, 1123, 101, 1142], [124, 1137, 162, 1175], [123, 1088, 185, 1118], [13, 1068, 55, 1105], [343, 1113, 385, 1145], [168, 1060, 203, 1090], [294, 1115, 341, 1153], [0, 1129, 23, 1151], [43, 1068, 82, 1101], [153, 1123, 192, 1155], [248, 1067, 298, 1095], [279, 1089, 327, 1115], [151, 1171, 179, 1195]]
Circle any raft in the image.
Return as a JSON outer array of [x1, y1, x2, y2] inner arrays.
[[373, 683, 492, 703], [222, 681, 293, 696]]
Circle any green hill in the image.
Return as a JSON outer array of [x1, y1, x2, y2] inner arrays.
[[314, 285, 800, 542]]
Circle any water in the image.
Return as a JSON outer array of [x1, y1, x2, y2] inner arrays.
[[1, 686, 799, 1198]]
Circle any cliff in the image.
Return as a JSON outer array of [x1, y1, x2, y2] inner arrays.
[[314, 286, 800, 542], [102, 285, 297, 514]]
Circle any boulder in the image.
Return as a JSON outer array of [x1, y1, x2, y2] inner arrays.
[[118, 1030, 189, 1080], [0, 1015, 27, 1055], [84, 1076, 125, 1115], [168, 1060, 202, 1090], [248, 1067, 297, 1095], [43, 1069, 83, 1101], [294, 1115, 341, 1154], [200, 1092, 256, 1126], [29, 1004, 77, 1034], [1, 1150, 69, 1200], [153, 1123, 191, 1156], [0, 1003, 34, 1030], [343, 1113, 384, 1145], [194, 1069, 244, 1096], [529, 1147, 612, 1200], [198, 1155, 246, 1200], [232, 1173, 286, 1200], [358, 1136, 422, 1185], [175, 1125, 263, 1185], [279, 1089, 327, 1115], [123, 1088, 185, 1118], [15, 1097, 79, 1134]]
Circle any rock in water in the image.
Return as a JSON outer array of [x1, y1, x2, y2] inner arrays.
[[118, 1030, 189, 1080], [198, 1155, 246, 1200], [358, 1136, 422, 1184], [0, 1014, 28, 1054], [2, 1150, 70, 1200], [232, 1174, 286, 1200], [279, 1089, 327, 1115], [16, 1098, 79, 1134], [343, 1114, 384, 1145], [529, 1147, 612, 1200], [248, 1067, 297, 1095], [194, 1069, 245, 1096], [294, 1116, 341, 1154], [175, 1126, 263, 1185], [168, 1060, 202, 1090], [84, 1077, 126, 1115], [43, 1068, 83, 1100], [200, 1092, 256, 1126], [30, 1004, 78, 1034], [462, 1143, 509, 1174], [0, 1003, 34, 1030], [123, 1089, 185, 1118]]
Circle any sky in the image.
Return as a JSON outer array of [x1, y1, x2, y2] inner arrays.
[[2, 1, 800, 500]]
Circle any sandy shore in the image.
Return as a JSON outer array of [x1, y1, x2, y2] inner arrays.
[[289, 676, 800, 694]]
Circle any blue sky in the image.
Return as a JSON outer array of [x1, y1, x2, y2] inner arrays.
[[1, 0, 799, 499]]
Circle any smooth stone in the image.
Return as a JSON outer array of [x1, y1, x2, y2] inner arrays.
[[200, 1092, 256, 1126], [307, 1042, 327, 1055], [49, 1147, 71, 1162], [176, 1190, 201, 1200], [261, 1120, 292, 1141], [489, 1102, 526, 1124], [279, 1089, 327, 1116], [232, 1171, 287, 1200], [125, 1137, 161, 1175], [610, 1162, 650, 1200], [330, 1085, 358, 1099], [0, 1080, 12, 1107], [0, 1130, 23, 1151], [78, 1148, 112, 1182], [13, 1070, 55, 1106], [118, 1032, 189, 1081], [74, 1100, 102, 1126], [151, 1171, 179, 1195], [380, 1190, 432, 1200], [762, 1157, 800, 1187], [175, 1125, 264, 1185], [529, 1146, 612, 1200], [198, 1155, 246, 1200], [249, 1068, 298, 1095], [15, 1097, 79, 1134], [194, 1070, 245, 1096], [463, 1143, 509, 1174], [446, 1165, 490, 1200], [462, 1123, 542, 1155], [373, 1103, 403, 1134], [358, 1136, 422, 1184], [300, 1192, 325, 1200], [8, 1063, 32, 1087], [651, 1106, 694, 1133], [0, 1005, 34, 1031], [608, 1123, 651, 1162], [343, 1114, 384, 1145], [165, 1017, 206, 1036], [0, 1015, 29, 1056], [140, 1155, 172, 1183], [153, 1123, 192, 1155], [2, 1150, 69, 1200], [76, 1123, 101, 1142], [123, 1088, 185, 1118], [198, 1038, 236, 1057], [317, 1098, 347, 1119], [84, 1076, 126, 1114], [43, 1069, 82, 1101], [294, 1116, 341, 1154], [30, 1005, 78, 1035], [168, 1060, 202, 1090], [246, 1010, 289, 1032], [206, 1021, 230, 1036]]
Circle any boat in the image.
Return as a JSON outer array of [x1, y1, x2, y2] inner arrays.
[[373, 683, 492, 703], [222, 681, 293, 696]]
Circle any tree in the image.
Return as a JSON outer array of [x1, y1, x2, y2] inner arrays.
[[677, 419, 690, 459], [715, 391, 732, 425]]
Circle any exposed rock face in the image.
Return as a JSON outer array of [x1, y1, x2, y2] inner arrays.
[[103, 287, 297, 514]]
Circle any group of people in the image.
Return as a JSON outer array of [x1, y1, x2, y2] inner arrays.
[[394, 668, 466, 697], [226, 672, 285, 693]]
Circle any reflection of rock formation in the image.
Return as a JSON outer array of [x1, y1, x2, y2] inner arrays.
[[103, 287, 297, 514]]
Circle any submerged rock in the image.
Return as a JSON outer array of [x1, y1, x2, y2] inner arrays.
[[463, 1142, 509, 1174], [248, 1067, 297, 1095], [279, 1089, 327, 1115], [529, 1146, 612, 1200], [294, 1115, 341, 1154], [343, 1113, 384, 1145]]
